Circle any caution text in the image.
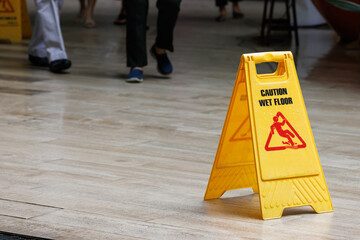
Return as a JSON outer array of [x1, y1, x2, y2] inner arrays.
[[259, 88, 293, 107]]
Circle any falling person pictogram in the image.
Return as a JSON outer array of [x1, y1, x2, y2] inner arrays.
[[271, 114, 295, 146], [265, 112, 306, 151]]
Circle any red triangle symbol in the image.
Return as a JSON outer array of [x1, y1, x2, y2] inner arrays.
[[0, 0, 15, 13], [265, 112, 306, 151]]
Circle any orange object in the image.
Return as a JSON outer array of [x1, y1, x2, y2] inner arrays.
[[312, 0, 359, 42]]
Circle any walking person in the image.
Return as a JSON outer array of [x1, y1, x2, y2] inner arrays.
[[215, 0, 244, 22], [75, 0, 98, 28], [28, 0, 71, 73], [113, 0, 150, 29], [125, 0, 182, 83], [113, 0, 127, 25]]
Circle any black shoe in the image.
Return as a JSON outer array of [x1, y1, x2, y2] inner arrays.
[[233, 12, 244, 19], [215, 15, 226, 22], [29, 55, 49, 67], [49, 59, 72, 73]]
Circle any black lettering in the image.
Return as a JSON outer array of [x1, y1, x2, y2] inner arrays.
[[274, 97, 294, 105], [261, 88, 288, 97], [274, 98, 279, 105], [259, 99, 272, 107], [259, 99, 267, 107]]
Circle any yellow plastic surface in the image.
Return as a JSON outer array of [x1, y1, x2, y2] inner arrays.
[[204, 51, 333, 220], [20, 0, 32, 39], [0, 0, 28, 43]]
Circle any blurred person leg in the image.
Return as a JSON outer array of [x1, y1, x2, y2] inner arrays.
[[84, 0, 97, 28], [125, 0, 148, 82], [231, 0, 244, 18], [114, 0, 127, 25], [75, 0, 86, 23], [125, 0, 181, 82], [114, 0, 150, 29], [215, 0, 243, 21], [215, 0, 227, 22], [150, 0, 181, 75], [28, 9, 48, 66], [155, 0, 181, 53], [28, 0, 71, 73]]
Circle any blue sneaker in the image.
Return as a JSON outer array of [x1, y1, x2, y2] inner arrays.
[[150, 45, 173, 75], [126, 68, 143, 83]]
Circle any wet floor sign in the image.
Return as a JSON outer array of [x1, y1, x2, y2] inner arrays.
[[204, 51, 333, 220], [0, 0, 31, 43]]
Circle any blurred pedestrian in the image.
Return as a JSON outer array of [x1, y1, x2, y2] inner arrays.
[[215, 0, 244, 22], [28, 0, 71, 73], [75, 0, 98, 28], [125, 0, 182, 83], [113, 0, 150, 29], [113, 0, 127, 25]]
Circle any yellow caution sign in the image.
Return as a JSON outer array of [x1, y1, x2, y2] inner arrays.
[[0, 0, 31, 43], [204, 51, 333, 220], [20, 0, 32, 39]]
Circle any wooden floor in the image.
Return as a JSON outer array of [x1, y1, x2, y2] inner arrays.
[[0, 0, 359, 239]]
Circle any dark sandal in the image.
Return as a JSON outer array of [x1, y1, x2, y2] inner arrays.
[[215, 15, 226, 22], [233, 12, 244, 19]]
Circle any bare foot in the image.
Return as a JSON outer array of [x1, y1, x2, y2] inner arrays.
[[215, 6, 227, 22], [219, 6, 226, 16], [75, 13, 85, 23], [232, 3, 244, 18], [113, 16, 126, 25], [84, 19, 97, 28]]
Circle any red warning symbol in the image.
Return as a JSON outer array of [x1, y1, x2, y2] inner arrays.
[[265, 112, 306, 151], [0, 0, 15, 13]]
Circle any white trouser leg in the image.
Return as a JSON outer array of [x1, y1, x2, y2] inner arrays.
[[28, 9, 47, 58], [29, 0, 67, 62]]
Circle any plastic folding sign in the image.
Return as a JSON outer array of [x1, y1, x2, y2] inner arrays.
[[0, 0, 31, 42], [20, 0, 32, 39], [204, 51, 333, 220]]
